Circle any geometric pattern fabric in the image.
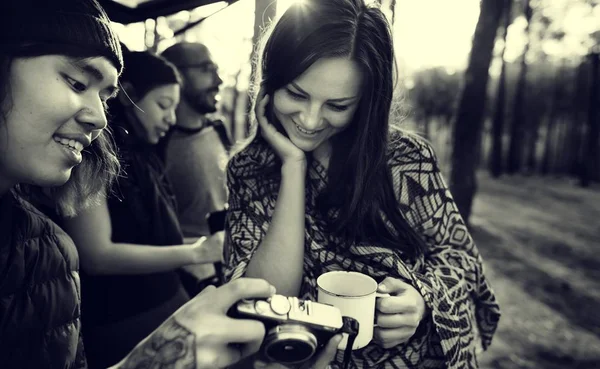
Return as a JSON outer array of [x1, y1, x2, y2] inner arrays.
[[224, 133, 500, 368]]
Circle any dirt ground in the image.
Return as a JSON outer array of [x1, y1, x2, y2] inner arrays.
[[469, 172, 600, 369]]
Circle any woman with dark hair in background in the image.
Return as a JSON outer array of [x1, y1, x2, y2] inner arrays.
[[224, 0, 501, 368], [0, 1, 314, 368]]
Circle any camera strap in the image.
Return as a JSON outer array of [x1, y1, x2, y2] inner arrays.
[[340, 317, 359, 369]]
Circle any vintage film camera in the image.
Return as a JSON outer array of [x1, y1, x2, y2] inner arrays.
[[231, 295, 359, 367]]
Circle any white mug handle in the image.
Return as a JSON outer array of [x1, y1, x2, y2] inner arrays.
[[373, 292, 391, 327]]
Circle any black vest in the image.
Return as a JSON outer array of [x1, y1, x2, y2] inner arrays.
[[0, 191, 86, 369]]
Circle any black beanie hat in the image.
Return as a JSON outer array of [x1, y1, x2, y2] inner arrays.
[[0, 0, 123, 73], [121, 51, 181, 99]]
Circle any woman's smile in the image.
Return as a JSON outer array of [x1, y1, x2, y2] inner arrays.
[[293, 121, 325, 136], [52, 132, 92, 165], [53, 137, 84, 164]]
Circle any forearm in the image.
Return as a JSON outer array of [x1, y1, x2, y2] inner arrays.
[[109, 318, 196, 369], [245, 162, 306, 296], [84, 242, 201, 275]]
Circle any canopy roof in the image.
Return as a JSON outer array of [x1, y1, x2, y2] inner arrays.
[[98, 0, 236, 24]]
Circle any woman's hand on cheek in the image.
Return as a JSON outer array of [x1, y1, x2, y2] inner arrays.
[[255, 90, 306, 167], [373, 277, 428, 349]]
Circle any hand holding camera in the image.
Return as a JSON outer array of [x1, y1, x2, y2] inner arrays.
[[114, 278, 278, 369], [230, 294, 359, 369]]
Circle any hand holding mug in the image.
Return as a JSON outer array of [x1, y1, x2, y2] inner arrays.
[[373, 277, 427, 348], [317, 271, 389, 350], [255, 89, 306, 167]]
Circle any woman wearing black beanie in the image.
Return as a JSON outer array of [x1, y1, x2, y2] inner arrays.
[[0, 1, 122, 367], [0, 1, 303, 368]]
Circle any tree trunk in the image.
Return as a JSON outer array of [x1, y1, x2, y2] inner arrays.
[[554, 120, 567, 174], [229, 68, 243, 141], [489, 0, 512, 178], [571, 58, 589, 177], [525, 115, 541, 173], [541, 63, 567, 175], [422, 115, 431, 139], [506, 0, 533, 174], [245, 0, 277, 132], [568, 120, 584, 177], [449, 0, 505, 223], [390, 0, 397, 25], [253, 0, 276, 52], [541, 116, 555, 175], [581, 52, 600, 187]]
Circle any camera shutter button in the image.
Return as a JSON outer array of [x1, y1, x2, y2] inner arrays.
[[269, 294, 291, 315], [255, 300, 272, 315]]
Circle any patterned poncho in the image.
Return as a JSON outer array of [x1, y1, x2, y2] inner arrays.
[[224, 132, 500, 369]]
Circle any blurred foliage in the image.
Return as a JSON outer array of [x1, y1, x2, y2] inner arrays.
[[407, 0, 600, 121], [407, 0, 599, 187], [407, 57, 591, 142], [408, 67, 461, 126]]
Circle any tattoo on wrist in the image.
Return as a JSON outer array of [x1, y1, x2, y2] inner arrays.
[[119, 319, 196, 369]]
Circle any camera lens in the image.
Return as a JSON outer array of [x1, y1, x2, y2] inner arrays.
[[263, 324, 317, 364]]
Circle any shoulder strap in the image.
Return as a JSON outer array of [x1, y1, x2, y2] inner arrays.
[[207, 119, 233, 151]]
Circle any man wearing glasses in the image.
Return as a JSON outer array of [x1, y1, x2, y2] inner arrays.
[[160, 42, 231, 294]]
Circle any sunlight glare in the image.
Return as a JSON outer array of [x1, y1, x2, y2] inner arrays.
[[394, 0, 480, 72], [276, 0, 306, 18]]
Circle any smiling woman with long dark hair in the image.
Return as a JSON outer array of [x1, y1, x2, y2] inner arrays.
[[223, 0, 501, 368]]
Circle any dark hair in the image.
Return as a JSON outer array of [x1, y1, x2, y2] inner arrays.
[[245, 0, 426, 256], [108, 50, 181, 144], [120, 50, 182, 100]]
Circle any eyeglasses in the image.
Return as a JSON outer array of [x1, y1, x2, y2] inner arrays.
[[177, 62, 219, 74]]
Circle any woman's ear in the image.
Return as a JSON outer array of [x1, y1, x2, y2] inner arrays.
[[117, 81, 138, 107]]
